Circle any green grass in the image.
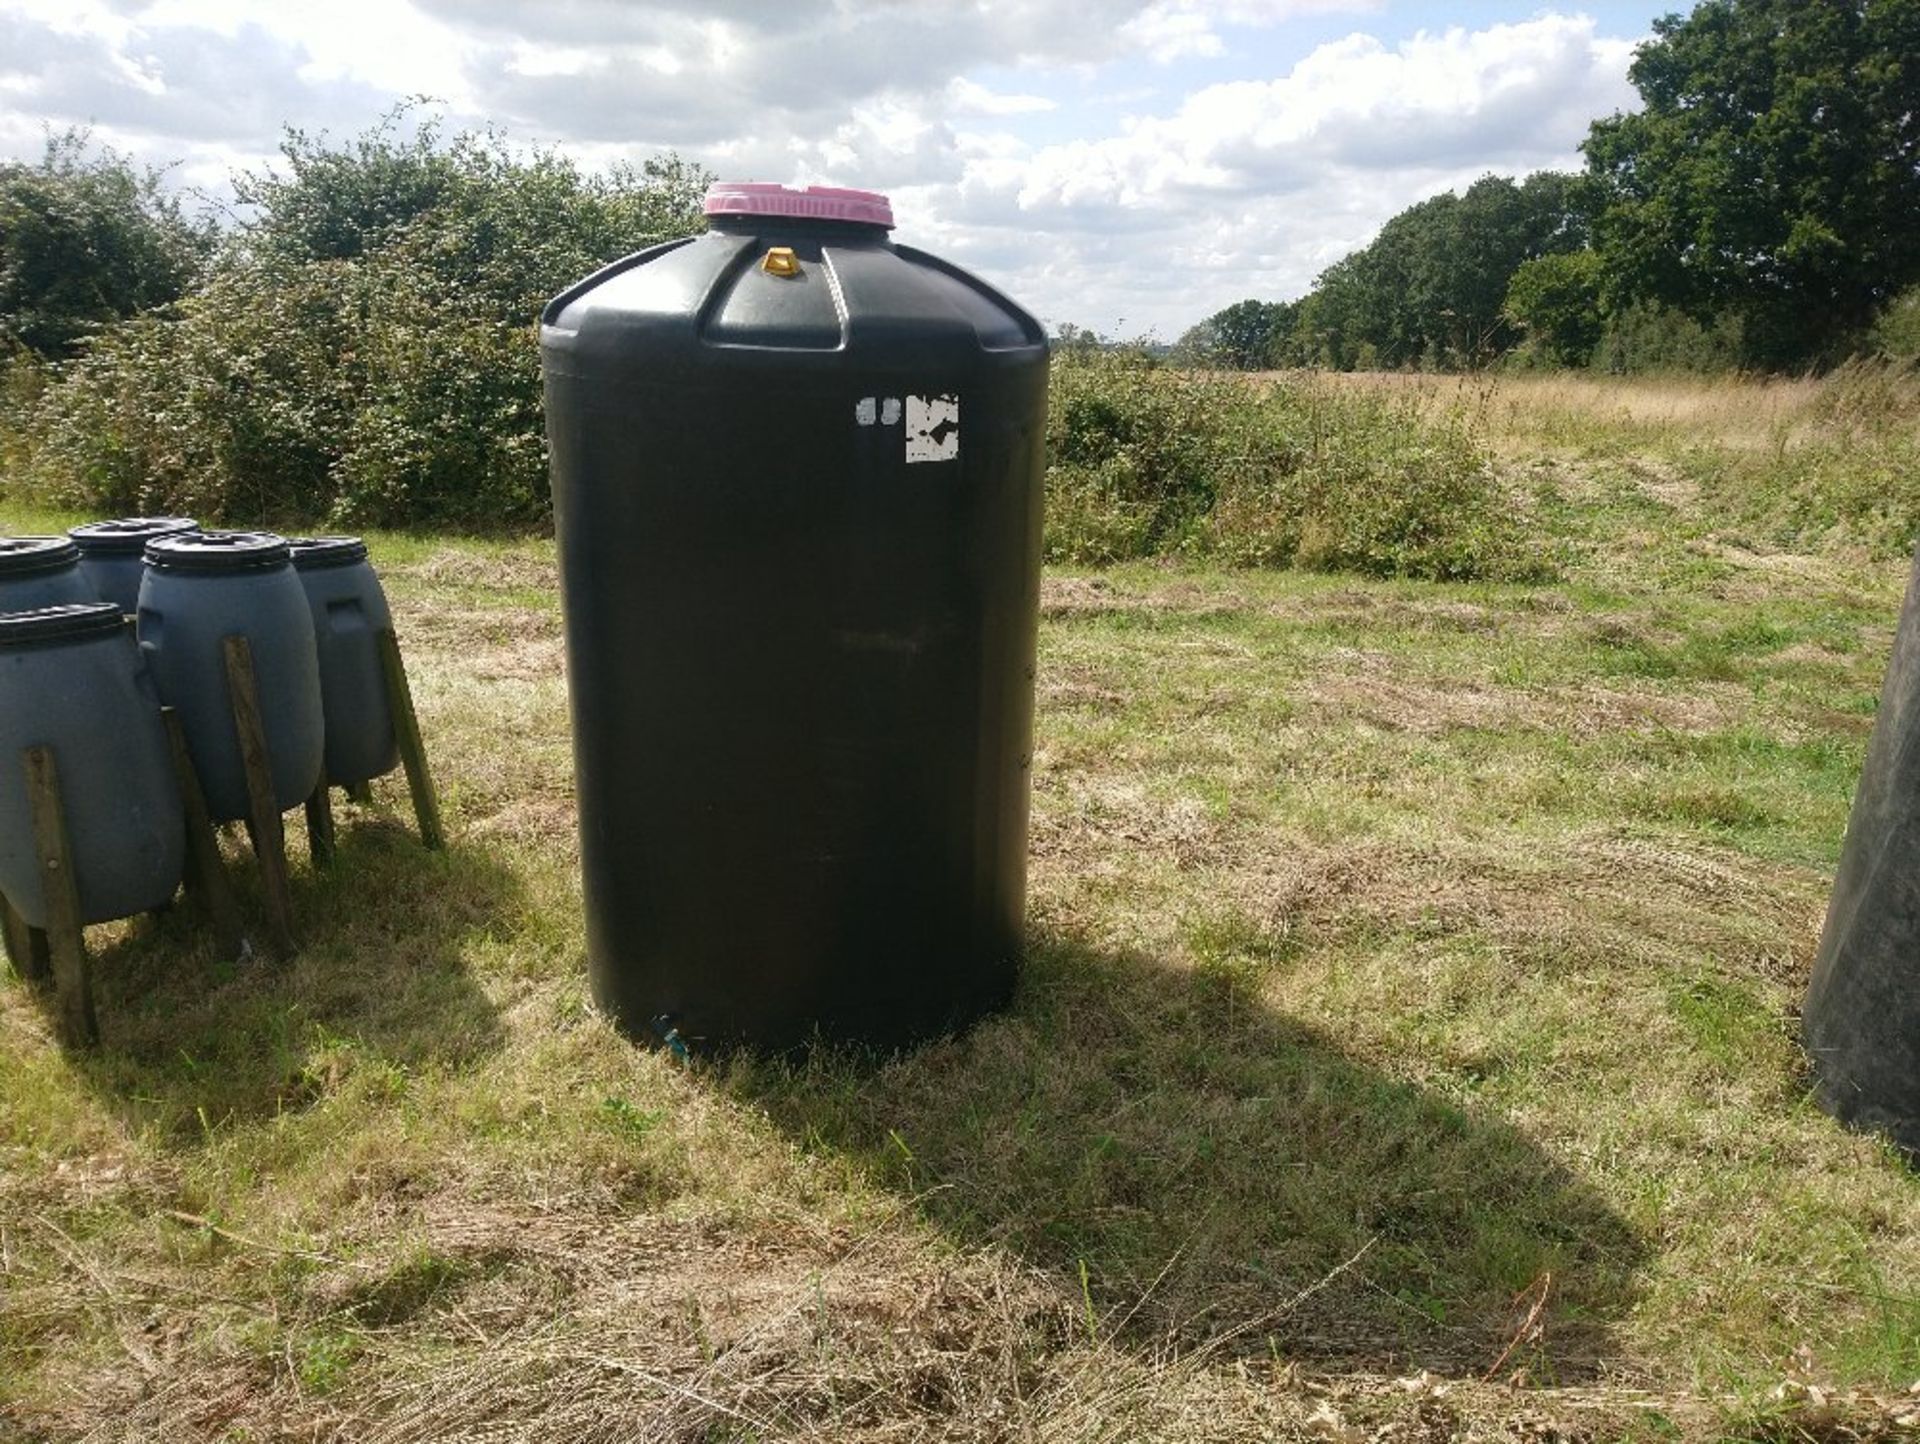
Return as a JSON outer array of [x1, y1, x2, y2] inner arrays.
[[4, 378, 1920, 1440]]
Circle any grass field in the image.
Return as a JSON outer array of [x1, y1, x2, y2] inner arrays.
[[4, 372, 1920, 1441]]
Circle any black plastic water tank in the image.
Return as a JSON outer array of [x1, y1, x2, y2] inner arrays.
[[540, 182, 1048, 1051], [0, 537, 97, 613], [70, 517, 199, 614]]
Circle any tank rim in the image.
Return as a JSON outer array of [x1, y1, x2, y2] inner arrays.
[[0, 535, 82, 576], [285, 535, 370, 570], [145, 530, 291, 573], [69, 517, 199, 554], [0, 601, 124, 648]]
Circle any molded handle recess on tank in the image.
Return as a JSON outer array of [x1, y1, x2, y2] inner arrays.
[[895, 243, 1050, 352], [540, 237, 699, 333]]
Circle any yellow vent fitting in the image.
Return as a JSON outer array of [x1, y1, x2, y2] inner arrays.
[[761, 246, 800, 278]]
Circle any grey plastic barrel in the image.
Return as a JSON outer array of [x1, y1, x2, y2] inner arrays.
[[1805, 539, 1920, 1157], [0, 537, 98, 613], [70, 517, 198, 614], [540, 182, 1046, 1052], [0, 603, 185, 927], [288, 536, 398, 786], [137, 531, 324, 823]]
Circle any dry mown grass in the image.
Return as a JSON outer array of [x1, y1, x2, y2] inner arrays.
[[1312, 366, 1920, 564], [5, 401, 1920, 1443], [1303, 369, 1875, 458]]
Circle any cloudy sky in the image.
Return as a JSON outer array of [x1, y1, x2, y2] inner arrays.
[[0, 0, 1655, 336]]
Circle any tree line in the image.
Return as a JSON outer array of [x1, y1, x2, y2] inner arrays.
[[1182, 0, 1920, 373]]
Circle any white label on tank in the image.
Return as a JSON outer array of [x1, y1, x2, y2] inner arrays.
[[905, 394, 959, 463], [880, 396, 902, 426], [854, 396, 877, 425]]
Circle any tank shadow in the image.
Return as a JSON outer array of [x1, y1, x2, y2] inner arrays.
[[732, 927, 1647, 1382], [24, 814, 510, 1144]]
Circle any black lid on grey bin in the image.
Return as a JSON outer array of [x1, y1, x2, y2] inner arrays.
[[0, 536, 81, 576], [145, 530, 291, 574], [0, 601, 124, 648], [70, 516, 199, 554], [286, 535, 369, 569]]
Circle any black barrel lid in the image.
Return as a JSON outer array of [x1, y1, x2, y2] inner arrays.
[[145, 530, 291, 573], [286, 535, 369, 569], [0, 536, 81, 576], [0, 601, 124, 648], [69, 516, 199, 554]]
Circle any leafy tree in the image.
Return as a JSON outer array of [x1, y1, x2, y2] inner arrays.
[[1052, 322, 1113, 357], [1267, 172, 1590, 371], [1589, 301, 1746, 373], [1505, 251, 1606, 365], [1275, 272, 1365, 369], [0, 130, 213, 359], [1584, 0, 1920, 368], [1181, 298, 1296, 369], [1433, 171, 1591, 361]]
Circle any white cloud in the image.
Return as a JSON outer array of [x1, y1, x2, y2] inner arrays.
[[1121, 0, 1385, 63], [1120, 5, 1225, 62], [948, 78, 1056, 117], [0, 9, 394, 144], [909, 13, 1638, 333], [957, 16, 1635, 217], [137, 0, 473, 98], [0, 0, 468, 192]]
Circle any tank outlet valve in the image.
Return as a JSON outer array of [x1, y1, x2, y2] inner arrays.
[[761, 246, 801, 277], [651, 1014, 691, 1063]]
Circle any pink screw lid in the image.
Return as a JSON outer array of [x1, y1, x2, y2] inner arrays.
[[703, 182, 895, 229]]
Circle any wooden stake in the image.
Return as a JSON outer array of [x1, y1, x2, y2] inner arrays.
[[377, 627, 443, 851], [1, 891, 45, 984], [304, 781, 335, 868], [22, 745, 97, 1046], [221, 636, 295, 958], [0, 895, 17, 974], [23, 924, 51, 985], [162, 706, 246, 963]]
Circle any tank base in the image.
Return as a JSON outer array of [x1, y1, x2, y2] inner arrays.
[[589, 954, 1021, 1058]]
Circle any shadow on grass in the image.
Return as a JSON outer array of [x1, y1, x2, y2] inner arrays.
[[733, 927, 1647, 1382], [30, 812, 512, 1142]]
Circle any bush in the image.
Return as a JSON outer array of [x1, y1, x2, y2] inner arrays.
[[16, 113, 707, 529], [0, 347, 47, 479], [0, 131, 213, 361], [1045, 351, 1547, 581], [1046, 358, 1256, 560]]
